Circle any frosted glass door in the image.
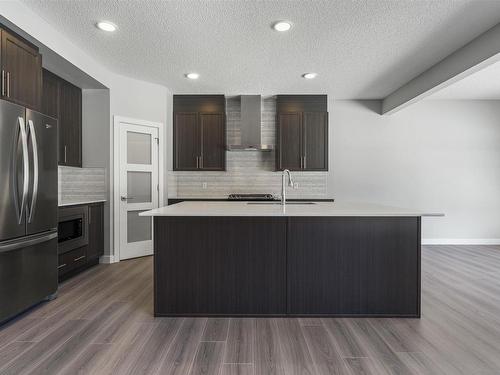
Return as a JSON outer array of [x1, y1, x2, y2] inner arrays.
[[118, 122, 159, 260]]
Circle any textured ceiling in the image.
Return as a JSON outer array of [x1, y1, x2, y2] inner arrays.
[[429, 60, 500, 99], [20, 0, 500, 98]]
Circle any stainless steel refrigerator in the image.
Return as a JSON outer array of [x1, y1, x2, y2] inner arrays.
[[0, 99, 58, 323]]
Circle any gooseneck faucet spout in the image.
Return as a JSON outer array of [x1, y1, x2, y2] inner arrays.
[[281, 169, 294, 206]]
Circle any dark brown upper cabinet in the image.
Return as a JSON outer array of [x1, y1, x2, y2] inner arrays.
[[59, 79, 82, 167], [0, 28, 42, 111], [173, 95, 226, 171], [174, 112, 199, 170], [42, 69, 82, 167], [276, 95, 328, 171], [200, 113, 225, 170], [41, 69, 59, 118]]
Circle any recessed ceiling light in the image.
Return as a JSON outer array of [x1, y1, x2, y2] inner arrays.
[[272, 21, 292, 32], [302, 73, 317, 79], [96, 21, 117, 32], [185, 73, 199, 80]]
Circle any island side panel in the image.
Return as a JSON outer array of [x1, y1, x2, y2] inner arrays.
[[287, 216, 421, 317], [360, 216, 421, 316], [154, 216, 287, 316]]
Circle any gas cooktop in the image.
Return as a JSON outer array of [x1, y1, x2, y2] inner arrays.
[[227, 194, 276, 201]]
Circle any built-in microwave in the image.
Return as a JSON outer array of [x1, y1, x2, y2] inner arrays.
[[58, 205, 89, 254]]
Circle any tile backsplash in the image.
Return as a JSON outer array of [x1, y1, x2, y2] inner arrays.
[[58, 166, 107, 205], [169, 97, 328, 199]]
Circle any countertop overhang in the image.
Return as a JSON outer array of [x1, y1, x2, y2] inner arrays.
[[140, 201, 444, 217], [58, 199, 106, 207]]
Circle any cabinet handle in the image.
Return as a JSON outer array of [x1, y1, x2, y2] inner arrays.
[[199, 155, 203, 169], [1, 70, 4, 96], [74, 255, 86, 261], [6, 71, 10, 98], [196, 156, 199, 169], [64, 145, 67, 163], [303, 156, 306, 169], [58, 263, 67, 269]]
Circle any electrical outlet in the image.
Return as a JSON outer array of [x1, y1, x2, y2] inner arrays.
[[293, 182, 299, 189], [202, 182, 208, 189]]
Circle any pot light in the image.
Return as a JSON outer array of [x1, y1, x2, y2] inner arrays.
[[96, 21, 117, 32], [302, 73, 317, 79], [273, 21, 292, 32], [186, 73, 199, 80]]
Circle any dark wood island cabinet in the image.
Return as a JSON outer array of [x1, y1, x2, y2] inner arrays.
[[147, 201, 427, 317], [155, 217, 286, 315], [287, 217, 420, 316]]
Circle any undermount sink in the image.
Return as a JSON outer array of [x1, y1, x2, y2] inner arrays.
[[247, 202, 316, 205]]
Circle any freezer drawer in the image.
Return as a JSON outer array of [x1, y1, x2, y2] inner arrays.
[[0, 231, 58, 323]]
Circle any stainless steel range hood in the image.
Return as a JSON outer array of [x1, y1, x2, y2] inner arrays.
[[227, 95, 274, 151]]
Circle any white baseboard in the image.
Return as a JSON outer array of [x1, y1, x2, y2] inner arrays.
[[422, 238, 500, 245], [99, 255, 117, 264]]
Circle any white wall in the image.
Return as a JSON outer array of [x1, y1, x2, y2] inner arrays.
[[83, 90, 110, 168], [82, 89, 111, 254], [330, 99, 500, 243]]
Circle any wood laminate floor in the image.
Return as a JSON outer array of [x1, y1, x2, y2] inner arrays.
[[1, 245, 500, 374]]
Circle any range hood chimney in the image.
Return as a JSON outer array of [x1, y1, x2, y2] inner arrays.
[[227, 95, 273, 151]]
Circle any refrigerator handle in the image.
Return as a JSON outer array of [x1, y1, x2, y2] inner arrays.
[[18, 117, 29, 225], [27, 120, 39, 223], [0, 231, 57, 253]]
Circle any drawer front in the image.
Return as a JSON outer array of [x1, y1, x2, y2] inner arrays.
[[58, 246, 87, 275]]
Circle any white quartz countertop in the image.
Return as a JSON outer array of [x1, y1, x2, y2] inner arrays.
[[139, 201, 444, 217], [58, 199, 106, 207]]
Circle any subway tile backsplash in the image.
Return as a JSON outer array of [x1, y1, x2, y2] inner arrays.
[[58, 166, 107, 205], [169, 96, 328, 199]]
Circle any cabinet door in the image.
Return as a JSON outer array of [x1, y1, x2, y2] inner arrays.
[[174, 112, 200, 170], [41, 69, 59, 119], [0, 30, 42, 110], [155, 217, 287, 315], [87, 203, 104, 260], [277, 112, 302, 171], [200, 113, 225, 170], [303, 112, 328, 171], [59, 80, 82, 167], [287, 217, 362, 315], [288, 217, 420, 316]]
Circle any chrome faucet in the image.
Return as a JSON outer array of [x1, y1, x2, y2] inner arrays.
[[281, 169, 294, 206]]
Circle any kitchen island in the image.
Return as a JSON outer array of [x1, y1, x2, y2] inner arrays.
[[141, 201, 442, 317]]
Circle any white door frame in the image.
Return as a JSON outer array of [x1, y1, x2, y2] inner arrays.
[[112, 115, 164, 263]]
